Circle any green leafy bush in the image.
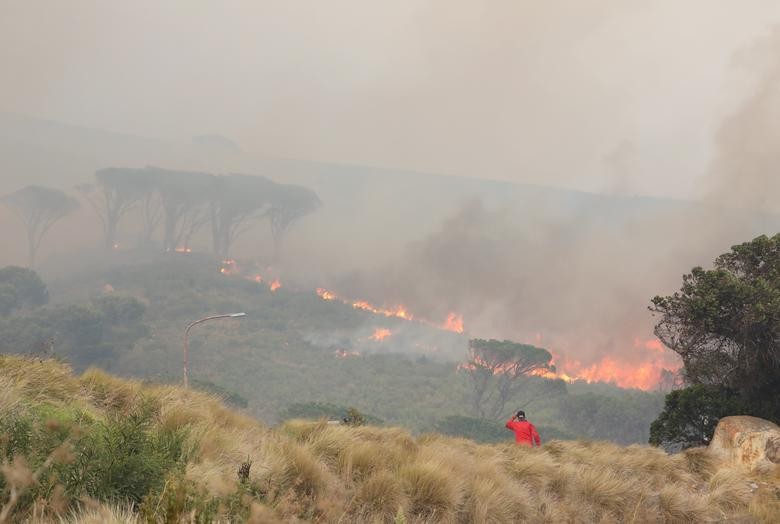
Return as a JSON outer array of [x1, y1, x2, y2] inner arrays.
[[649, 384, 748, 450], [0, 397, 187, 515]]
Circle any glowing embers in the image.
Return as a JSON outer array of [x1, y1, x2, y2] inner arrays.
[[219, 259, 282, 292], [220, 259, 238, 275]]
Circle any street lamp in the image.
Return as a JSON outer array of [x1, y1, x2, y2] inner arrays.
[[183, 312, 246, 388]]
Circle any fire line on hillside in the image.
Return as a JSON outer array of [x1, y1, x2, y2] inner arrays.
[[313, 287, 679, 390], [315, 287, 464, 334]]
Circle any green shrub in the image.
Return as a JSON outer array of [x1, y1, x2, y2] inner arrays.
[[649, 385, 748, 450], [65, 400, 187, 503], [0, 397, 188, 518]]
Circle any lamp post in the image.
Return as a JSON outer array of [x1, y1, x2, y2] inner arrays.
[[183, 312, 246, 389]]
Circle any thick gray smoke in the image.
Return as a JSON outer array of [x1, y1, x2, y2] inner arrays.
[[2, 2, 780, 196], [3, 3, 780, 386], [707, 25, 780, 211], [321, 193, 775, 379]]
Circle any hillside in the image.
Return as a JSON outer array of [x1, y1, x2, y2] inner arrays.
[[0, 355, 776, 523], [22, 255, 664, 445]]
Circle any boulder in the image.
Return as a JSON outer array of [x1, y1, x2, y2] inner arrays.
[[708, 416, 780, 473]]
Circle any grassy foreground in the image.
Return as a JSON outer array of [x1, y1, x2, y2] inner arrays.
[[0, 357, 777, 523]]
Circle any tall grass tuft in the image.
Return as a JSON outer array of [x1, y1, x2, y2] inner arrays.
[[0, 356, 773, 523], [352, 471, 404, 522], [399, 461, 461, 522]]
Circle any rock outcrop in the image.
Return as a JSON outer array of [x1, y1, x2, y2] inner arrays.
[[709, 416, 780, 473]]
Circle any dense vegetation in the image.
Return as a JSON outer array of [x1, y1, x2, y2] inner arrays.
[[650, 234, 780, 448], [0, 259, 664, 446], [1, 356, 776, 523]]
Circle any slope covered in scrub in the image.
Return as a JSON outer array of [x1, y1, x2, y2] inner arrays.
[[0, 356, 777, 523]]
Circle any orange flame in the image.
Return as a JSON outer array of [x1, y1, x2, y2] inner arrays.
[[220, 259, 238, 275], [442, 313, 464, 334], [270, 278, 282, 292], [317, 288, 337, 301], [460, 338, 681, 390], [532, 339, 681, 390], [174, 246, 192, 253], [315, 288, 464, 333], [369, 328, 392, 341]]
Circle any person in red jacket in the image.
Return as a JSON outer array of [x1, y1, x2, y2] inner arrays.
[[505, 410, 541, 447]]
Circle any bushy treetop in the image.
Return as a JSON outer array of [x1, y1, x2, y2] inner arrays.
[[650, 233, 780, 429]]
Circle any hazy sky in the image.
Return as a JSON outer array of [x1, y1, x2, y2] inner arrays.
[[3, 1, 780, 198]]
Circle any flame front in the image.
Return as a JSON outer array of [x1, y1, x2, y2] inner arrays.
[[460, 338, 681, 391], [370, 328, 392, 341], [317, 288, 337, 301], [531, 339, 681, 390], [315, 287, 464, 333], [270, 278, 281, 292], [442, 313, 464, 334]]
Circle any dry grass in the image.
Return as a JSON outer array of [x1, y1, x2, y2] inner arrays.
[[1, 356, 777, 523], [56, 504, 139, 524]]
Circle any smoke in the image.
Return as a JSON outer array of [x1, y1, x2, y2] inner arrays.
[[707, 25, 780, 211], [322, 191, 778, 374], [302, 320, 467, 361], [2, 2, 780, 197], [301, 23, 780, 375], [2, 3, 780, 386]]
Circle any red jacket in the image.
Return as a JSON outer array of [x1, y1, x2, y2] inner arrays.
[[505, 419, 541, 446]]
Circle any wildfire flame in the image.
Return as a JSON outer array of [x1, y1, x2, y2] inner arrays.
[[460, 338, 680, 391], [219, 260, 282, 292], [442, 313, 464, 334], [174, 246, 192, 253], [369, 328, 392, 341], [317, 288, 337, 301], [315, 288, 464, 334], [533, 339, 680, 390], [318, 287, 675, 389], [220, 259, 237, 275]]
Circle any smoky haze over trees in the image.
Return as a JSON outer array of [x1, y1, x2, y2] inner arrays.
[[69, 166, 320, 258], [1, 3, 780, 397], [462, 338, 556, 419], [2, 186, 79, 267], [650, 235, 780, 437]]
